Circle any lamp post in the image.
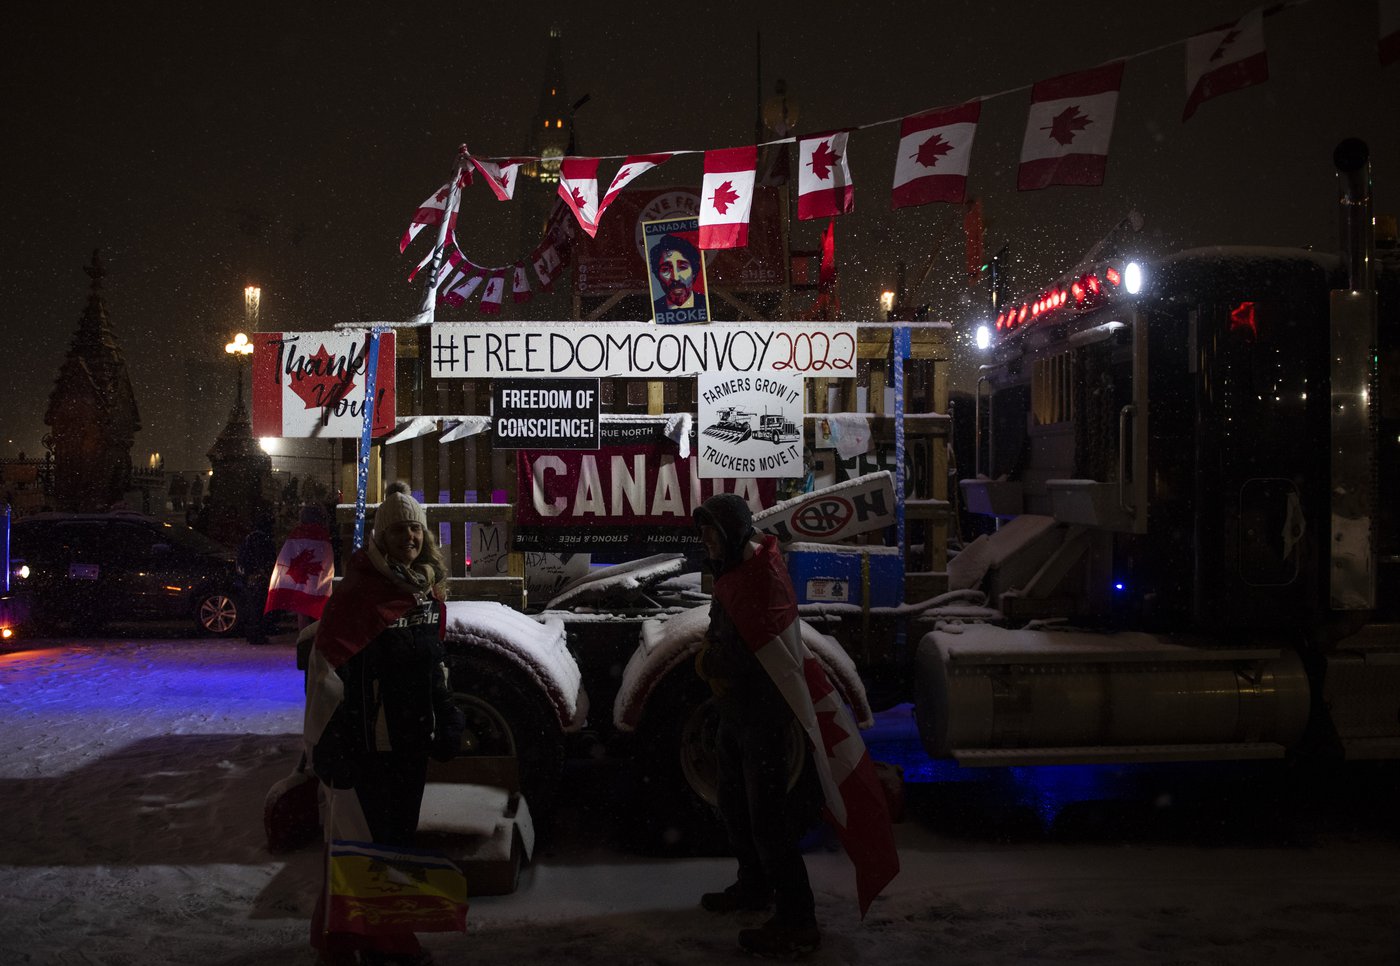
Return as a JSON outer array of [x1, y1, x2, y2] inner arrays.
[[225, 332, 253, 408]]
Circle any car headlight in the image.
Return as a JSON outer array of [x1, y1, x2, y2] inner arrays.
[[13, 565, 29, 580]]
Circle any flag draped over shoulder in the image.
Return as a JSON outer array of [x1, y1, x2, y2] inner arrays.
[[1183, 7, 1269, 121], [1018, 61, 1125, 191], [713, 535, 899, 918], [265, 522, 334, 619], [326, 840, 469, 936], [699, 146, 757, 250], [797, 130, 855, 221], [891, 102, 980, 208]]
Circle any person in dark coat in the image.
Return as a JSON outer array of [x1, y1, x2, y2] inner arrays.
[[303, 482, 465, 965], [693, 493, 821, 958], [237, 507, 279, 645]]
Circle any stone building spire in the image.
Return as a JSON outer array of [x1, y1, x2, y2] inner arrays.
[[43, 250, 142, 510]]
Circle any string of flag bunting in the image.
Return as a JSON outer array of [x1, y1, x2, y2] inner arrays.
[[401, 0, 1399, 316]]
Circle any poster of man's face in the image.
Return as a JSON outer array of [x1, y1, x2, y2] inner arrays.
[[643, 217, 711, 325]]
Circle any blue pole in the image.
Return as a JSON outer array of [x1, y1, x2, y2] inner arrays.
[[352, 328, 384, 550], [893, 324, 911, 661]]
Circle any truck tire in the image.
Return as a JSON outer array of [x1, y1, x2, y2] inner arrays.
[[631, 665, 814, 855], [442, 649, 565, 818]]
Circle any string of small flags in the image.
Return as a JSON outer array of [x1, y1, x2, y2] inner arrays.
[[402, 0, 1398, 315]]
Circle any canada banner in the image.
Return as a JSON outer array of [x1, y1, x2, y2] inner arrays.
[[469, 157, 528, 201], [698, 145, 757, 250], [265, 522, 334, 618], [1018, 61, 1125, 191], [1182, 7, 1268, 121], [251, 330, 396, 438], [558, 157, 601, 237], [891, 101, 981, 208], [797, 130, 855, 221]]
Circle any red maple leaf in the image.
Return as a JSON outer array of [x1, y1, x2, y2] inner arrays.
[[499, 170, 511, 191], [1044, 105, 1092, 145], [289, 345, 355, 412], [711, 180, 741, 214], [815, 704, 852, 757], [1210, 28, 1241, 62], [614, 166, 632, 183], [570, 186, 588, 210], [434, 187, 449, 203], [285, 548, 324, 586], [914, 133, 953, 168], [809, 139, 841, 180]]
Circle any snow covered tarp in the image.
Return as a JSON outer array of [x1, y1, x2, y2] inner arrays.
[[443, 600, 582, 727]]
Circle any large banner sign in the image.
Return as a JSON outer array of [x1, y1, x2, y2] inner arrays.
[[514, 420, 777, 553], [252, 330, 396, 438], [430, 321, 857, 379], [698, 372, 805, 479]]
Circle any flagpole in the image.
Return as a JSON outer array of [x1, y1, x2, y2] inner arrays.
[[410, 146, 470, 328]]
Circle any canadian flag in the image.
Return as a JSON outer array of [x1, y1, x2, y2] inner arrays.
[[1018, 61, 1125, 191], [532, 243, 561, 292], [597, 153, 672, 225], [470, 157, 528, 201], [797, 130, 855, 221], [699, 146, 757, 250], [1183, 7, 1268, 121], [265, 522, 335, 619], [1385, 0, 1400, 66], [251, 331, 396, 439], [398, 172, 466, 253], [440, 267, 483, 308], [714, 535, 899, 918], [558, 157, 601, 237], [512, 262, 532, 304], [478, 270, 507, 315], [891, 102, 981, 209]]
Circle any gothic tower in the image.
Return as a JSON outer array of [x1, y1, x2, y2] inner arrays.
[[519, 26, 574, 248], [44, 250, 142, 511]]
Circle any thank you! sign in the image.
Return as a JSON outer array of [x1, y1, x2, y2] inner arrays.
[[492, 378, 600, 450], [252, 330, 396, 438]]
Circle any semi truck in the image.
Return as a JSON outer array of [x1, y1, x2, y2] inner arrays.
[[336, 139, 1396, 842]]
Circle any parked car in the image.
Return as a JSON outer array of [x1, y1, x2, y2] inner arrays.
[[8, 511, 248, 637]]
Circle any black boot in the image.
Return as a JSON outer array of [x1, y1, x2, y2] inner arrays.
[[700, 882, 773, 913], [738, 916, 821, 959]]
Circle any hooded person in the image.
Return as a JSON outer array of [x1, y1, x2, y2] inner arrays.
[[693, 493, 899, 959], [302, 482, 466, 965]]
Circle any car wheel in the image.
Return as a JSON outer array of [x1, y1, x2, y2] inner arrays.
[[441, 648, 565, 819], [194, 591, 241, 637]]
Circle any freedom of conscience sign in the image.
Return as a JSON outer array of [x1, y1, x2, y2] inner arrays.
[[429, 321, 857, 379], [492, 379, 600, 450]]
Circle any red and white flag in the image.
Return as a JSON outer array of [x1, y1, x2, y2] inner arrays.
[[558, 157, 601, 237], [699, 146, 757, 250], [797, 130, 855, 221], [265, 522, 335, 619], [1018, 62, 1125, 191], [478, 270, 507, 315], [512, 262, 532, 304], [399, 172, 466, 253], [597, 153, 673, 225], [251, 331, 396, 438], [714, 535, 900, 918], [532, 243, 561, 292], [1183, 7, 1269, 121], [891, 102, 981, 209], [470, 157, 528, 201], [440, 269, 483, 308], [1384, 0, 1400, 66]]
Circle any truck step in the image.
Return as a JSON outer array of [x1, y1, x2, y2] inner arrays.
[[951, 742, 1289, 766]]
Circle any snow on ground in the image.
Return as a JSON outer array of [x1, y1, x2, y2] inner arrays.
[[1, 636, 1398, 965]]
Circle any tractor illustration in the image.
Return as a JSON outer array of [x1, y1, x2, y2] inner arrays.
[[702, 408, 798, 445]]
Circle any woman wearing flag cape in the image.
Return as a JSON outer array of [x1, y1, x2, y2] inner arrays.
[[693, 493, 899, 958], [303, 482, 466, 965]]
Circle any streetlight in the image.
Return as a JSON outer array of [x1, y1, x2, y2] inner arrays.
[[225, 331, 253, 407]]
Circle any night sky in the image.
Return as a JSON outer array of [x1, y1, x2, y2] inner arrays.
[[4, 0, 1396, 469]]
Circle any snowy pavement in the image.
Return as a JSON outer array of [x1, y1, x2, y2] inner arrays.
[[1, 637, 1398, 965]]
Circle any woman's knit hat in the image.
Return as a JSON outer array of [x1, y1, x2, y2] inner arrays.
[[373, 481, 427, 544]]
